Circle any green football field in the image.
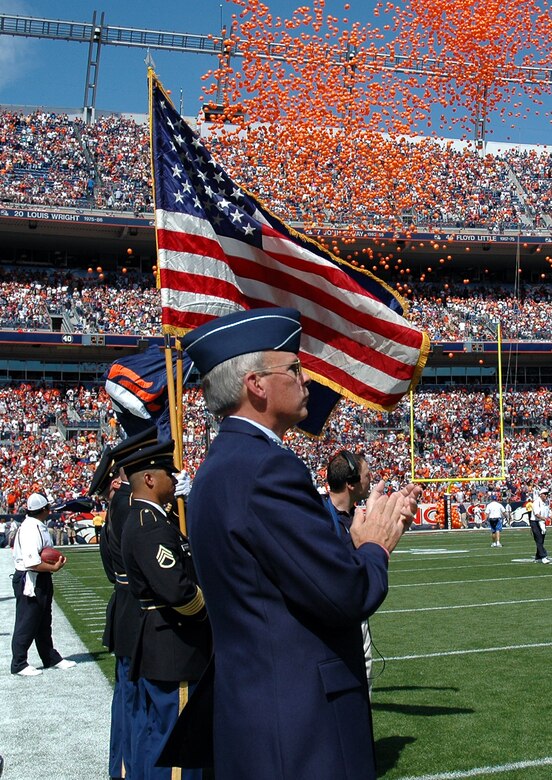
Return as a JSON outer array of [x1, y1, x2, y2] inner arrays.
[[370, 528, 552, 779], [54, 528, 552, 779], [53, 546, 116, 684]]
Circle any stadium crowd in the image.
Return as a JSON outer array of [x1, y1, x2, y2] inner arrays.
[[0, 381, 549, 530], [215, 132, 545, 231], [80, 115, 151, 214], [0, 109, 550, 230], [0, 110, 92, 208], [1, 267, 552, 343], [407, 281, 552, 341], [0, 107, 550, 535]]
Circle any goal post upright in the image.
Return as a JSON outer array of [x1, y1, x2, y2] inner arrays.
[[409, 324, 507, 525]]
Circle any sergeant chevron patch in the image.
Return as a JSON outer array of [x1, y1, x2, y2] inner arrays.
[[156, 545, 176, 568]]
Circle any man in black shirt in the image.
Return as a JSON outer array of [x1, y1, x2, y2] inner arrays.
[[325, 450, 374, 692]]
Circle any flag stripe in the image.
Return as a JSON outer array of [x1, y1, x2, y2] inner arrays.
[[158, 212, 396, 309], [161, 294, 414, 392], [157, 230, 422, 351], [157, 215, 411, 331], [161, 306, 223, 330], [157, 217, 420, 348], [159, 254, 420, 377], [223, 247, 420, 346], [159, 266, 243, 311], [160, 274, 417, 381]]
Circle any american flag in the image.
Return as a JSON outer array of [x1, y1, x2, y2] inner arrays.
[[150, 74, 430, 434]]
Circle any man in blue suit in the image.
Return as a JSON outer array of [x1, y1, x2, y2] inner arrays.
[[180, 307, 421, 780]]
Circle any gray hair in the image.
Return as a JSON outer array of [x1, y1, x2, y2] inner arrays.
[[202, 351, 266, 416]]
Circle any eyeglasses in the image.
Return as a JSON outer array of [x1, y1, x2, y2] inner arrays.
[[254, 359, 303, 380]]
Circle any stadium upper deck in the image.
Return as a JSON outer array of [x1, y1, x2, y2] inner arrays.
[[0, 105, 551, 391], [0, 106, 550, 299], [0, 107, 550, 232]]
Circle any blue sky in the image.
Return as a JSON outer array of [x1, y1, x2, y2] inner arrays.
[[0, 0, 549, 145]]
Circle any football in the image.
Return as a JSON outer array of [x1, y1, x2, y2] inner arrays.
[[40, 547, 62, 565]]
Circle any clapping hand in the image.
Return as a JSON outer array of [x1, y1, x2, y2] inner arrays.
[[350, 480, 422, 554]]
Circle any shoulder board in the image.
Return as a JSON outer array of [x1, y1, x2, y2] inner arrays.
[[138, 508, 159, 527]]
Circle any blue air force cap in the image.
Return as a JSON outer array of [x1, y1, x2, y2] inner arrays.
[[117, 439, 177, 479], [181, 307, 302, 377]]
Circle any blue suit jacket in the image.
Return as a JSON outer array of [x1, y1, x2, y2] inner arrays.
[[187, 417, 389, 780]]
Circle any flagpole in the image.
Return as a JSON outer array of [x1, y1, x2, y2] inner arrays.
[[164, 334, 188, 535], [163, 335, 181, 463], [409, 389, 416, 483], [150, 68, 187, 534], [175, 338, 184, 467], [174, 340, 187, 536]]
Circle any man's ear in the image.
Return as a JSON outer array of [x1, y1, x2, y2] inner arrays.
[[143, 471, 155, 488], [244, 371, 267, 400]]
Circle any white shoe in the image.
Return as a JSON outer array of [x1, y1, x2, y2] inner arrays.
[[53, 659, 76, 670], [16, 665, 42, 677], [491, 542, 497, 547], [541, 557, 550, 564]]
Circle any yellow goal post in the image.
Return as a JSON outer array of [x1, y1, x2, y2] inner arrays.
[[409, 323, 506, 490]]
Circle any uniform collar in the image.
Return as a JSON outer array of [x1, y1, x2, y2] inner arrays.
[[131, 497, 167, 516], [228, 415, 283, 444]]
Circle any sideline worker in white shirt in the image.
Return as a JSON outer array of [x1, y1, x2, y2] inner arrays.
[[10, 492, 77, 677], [485, 494, 506, 548], [530, 487, 550, 564]]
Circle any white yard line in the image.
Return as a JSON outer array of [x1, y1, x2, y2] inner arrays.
[[390, 573, 552, 588], [379, 596, 552, 614], [377, 641, 552, 662], [396, 755, 552, 779]]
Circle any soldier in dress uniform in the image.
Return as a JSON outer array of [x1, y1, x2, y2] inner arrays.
[[89, 427, 159, 780], [119, 439, 212, 780]]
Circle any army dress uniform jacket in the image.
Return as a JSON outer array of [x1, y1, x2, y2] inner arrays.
[[101, 483, 142, 658], [121, 498, 211, 683], [186, 417, 390, 780]]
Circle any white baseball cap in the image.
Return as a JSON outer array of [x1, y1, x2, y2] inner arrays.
[[27, 493, 50, 512]]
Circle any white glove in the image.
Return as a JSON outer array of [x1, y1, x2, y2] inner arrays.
[[174, 469, 192, 498]]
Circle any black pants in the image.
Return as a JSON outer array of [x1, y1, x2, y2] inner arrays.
[[11, 570, 63, 673], [530, 520, 548, 561]]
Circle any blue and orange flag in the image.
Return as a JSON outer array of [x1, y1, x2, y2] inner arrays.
[[104, 346, 192, 441]]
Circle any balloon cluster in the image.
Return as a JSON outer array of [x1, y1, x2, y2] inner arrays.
[[198, 0, 551, 241]]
